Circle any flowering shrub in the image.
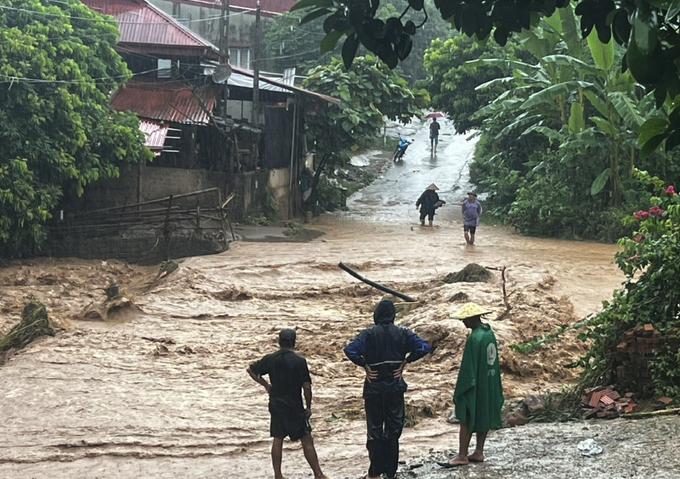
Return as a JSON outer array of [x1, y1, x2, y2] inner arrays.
[[576, 170, 680, 397]]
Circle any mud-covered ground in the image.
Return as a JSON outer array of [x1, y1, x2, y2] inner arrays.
[[401, 414, 680, 479], [2, 118, 665, 479]]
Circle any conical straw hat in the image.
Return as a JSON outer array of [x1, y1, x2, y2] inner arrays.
[[426, 183, 439, 190], [452, 302, 491, 319]]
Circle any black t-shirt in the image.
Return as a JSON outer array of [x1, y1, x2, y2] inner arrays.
[[250, 349, 311, 408], [430, 121, 440, 136]]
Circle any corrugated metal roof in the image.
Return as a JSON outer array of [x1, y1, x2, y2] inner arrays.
[[229, 65, 340, 104], [139, 119, 169, 153], [83, 0, 218, 54], [110, 81, 217, 124]]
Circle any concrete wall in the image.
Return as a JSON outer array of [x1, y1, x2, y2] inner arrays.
[[71, 164, 291, 220], [231, 167, 291, 220], [72, 164, 227, 213], [268, 167, 291, 219], [140, 165, 227, 207]]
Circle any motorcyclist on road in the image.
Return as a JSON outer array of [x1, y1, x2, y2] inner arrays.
[[393, 134, 412, 162]]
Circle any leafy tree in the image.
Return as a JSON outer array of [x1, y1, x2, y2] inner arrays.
[[0, 0, 152, 257], [458, 7, 661, 238], [423, 35, 533, 134], [302, 55, 428, 207], [265, 0, 451, 82], [290, 0, 680, 157]]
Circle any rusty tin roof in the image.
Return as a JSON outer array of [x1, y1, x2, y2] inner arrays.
[[82, 0, 218, 59], [110, 81, 217, 124]]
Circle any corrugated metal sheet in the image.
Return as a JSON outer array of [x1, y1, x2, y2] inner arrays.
[[229, 65, 340, 104], [139, 119, 169, 153], [110, 81, 217, 124], [83, 0, 217, 51]]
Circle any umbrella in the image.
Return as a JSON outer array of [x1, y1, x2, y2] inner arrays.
[[425, 112, 445, 118]]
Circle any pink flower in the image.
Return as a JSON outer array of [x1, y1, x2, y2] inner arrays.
[[648, 206, 664, 217], [667, 185, 675, 196], [641, 211, 649, 219], [633, 210, 645, 220]]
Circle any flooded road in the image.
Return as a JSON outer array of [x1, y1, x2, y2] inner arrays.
[[0, 119, 631, 479]]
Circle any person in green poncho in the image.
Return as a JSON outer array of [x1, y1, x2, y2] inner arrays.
[[440, 302, 504, 468]]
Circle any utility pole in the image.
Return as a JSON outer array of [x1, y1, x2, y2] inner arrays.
[[251, 2, 261, 168], [219, 0, 232, 185], [219, 0, 230, 120], [252, 3, 261, 127]]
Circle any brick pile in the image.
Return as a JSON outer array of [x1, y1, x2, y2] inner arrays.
[[613, 324, 680, 386], [582, 386, 636, 419]]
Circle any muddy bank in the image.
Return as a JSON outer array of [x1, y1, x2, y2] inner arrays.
[[398, 415, 680, 479]]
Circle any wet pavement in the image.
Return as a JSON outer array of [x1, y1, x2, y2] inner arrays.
[[0, 118, 656, 479], [347, 119, 474, 224]]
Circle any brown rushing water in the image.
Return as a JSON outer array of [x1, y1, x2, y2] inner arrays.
[[0, 119, 625, 479]]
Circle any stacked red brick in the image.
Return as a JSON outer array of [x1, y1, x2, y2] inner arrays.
[[582, 386, 636, 419], [614, 324, 680, 386]]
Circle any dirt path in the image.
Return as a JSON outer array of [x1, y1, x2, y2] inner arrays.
[[0, 119, 639, 479]]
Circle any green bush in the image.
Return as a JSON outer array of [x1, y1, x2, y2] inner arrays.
[[574, 171, 680, 397], [316, 177, 346, 212]]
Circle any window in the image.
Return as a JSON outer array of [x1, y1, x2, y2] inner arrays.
[[157, 59, 172, 78], [229, 48, 251, 69]]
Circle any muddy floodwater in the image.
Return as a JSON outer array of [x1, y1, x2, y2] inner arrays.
[[3, 119, 672, 479]]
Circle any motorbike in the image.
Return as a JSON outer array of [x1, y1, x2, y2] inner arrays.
[[392, 135, 412, 162]]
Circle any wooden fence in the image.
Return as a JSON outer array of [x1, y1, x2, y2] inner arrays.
[[46, 188, 235, 264]]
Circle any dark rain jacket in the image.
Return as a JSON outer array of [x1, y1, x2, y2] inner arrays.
[[344, 299, 430, 397], [416, 190, 439, 215]]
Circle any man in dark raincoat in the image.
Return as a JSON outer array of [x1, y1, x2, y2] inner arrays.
[[344, 299, 431, 479]]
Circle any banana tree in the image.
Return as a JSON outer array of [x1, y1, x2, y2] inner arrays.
[[472, 8, 646, 207]]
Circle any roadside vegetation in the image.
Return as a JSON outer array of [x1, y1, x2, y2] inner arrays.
[[424, 5, 680, 242], [0, 0, 152, 258], [300, 56, 428, 213]]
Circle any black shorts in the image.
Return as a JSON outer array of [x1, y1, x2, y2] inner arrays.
[[420, 210, 435, 221], [464, 225, 477, 234], [269, 400, 311, 441]]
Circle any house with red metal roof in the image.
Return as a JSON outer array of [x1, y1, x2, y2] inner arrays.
[[49, 0, 337, 263]]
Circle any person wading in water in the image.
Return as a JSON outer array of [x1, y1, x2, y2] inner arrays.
[[247, 329, 331, 479], [416, 183, 440, 227], [344, 299, 430, 479], [440, 303, 503, 468], [462, 192, 482, 245]]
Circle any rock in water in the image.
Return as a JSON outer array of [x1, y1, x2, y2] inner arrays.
[[0, 300, 54, 353], [443, 263, 492, 283]]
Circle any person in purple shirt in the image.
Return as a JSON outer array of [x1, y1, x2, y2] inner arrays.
[[462, 192, 482, 245]]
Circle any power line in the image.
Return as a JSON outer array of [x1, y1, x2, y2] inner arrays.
[[0, 67, 165, 85], [0, 2, 250, 25]]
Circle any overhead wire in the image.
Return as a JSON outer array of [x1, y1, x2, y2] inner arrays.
[[0, 2, 250, 25], [0, 0, 332, 85]]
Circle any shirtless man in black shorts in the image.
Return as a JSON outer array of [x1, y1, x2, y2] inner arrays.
[[247, 329, 330, 479]]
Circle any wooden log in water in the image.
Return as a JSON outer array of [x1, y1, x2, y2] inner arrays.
[[338, 262, 416, 302]]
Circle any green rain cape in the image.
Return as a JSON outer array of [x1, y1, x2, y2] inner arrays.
[[453, 323, 504, 432]]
